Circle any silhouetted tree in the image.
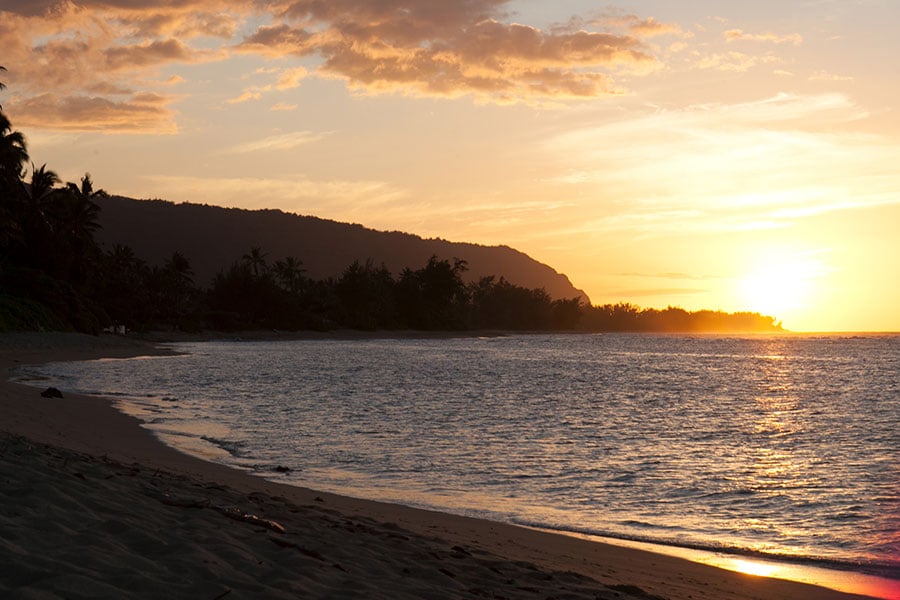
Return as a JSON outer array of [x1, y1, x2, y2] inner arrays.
[[153, 251, 197, 326], [242, 246, 268, 279], [96, 244, 152, 327], [51, 174, 105, 285], [0, 67, 26, 258], [396, 256, 468, 329], [0, 111, 27, 193], [273, 255, 306, 295], [335, 259, 396, 329]]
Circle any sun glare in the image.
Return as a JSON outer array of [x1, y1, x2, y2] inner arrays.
[[738, 252, 827, 321], [729, 559, 780, 577]]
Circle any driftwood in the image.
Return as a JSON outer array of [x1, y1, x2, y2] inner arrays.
[[220, 508, 286, 533], [151, 492, 285, 533]]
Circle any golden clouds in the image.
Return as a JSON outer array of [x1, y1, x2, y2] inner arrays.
[[1, 0, 677, 132], [724, 29, 803, 46], [14, 92, 177, 133], [238, 3, 662, 101]]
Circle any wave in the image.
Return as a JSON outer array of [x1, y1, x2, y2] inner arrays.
[[511, 517, 900, 580]]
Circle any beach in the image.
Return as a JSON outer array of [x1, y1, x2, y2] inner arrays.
[[0, 332, 885, 600]]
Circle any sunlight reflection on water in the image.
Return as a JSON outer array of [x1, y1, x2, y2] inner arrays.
[[19, 333, 900, 592]]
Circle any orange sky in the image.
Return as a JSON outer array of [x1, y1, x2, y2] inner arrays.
[[2, 1, 898, 331]]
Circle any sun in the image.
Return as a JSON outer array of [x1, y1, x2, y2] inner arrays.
[[738, 252, 826, 320]]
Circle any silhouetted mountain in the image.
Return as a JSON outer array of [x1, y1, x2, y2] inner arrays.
[[94, 196, 589, 302]]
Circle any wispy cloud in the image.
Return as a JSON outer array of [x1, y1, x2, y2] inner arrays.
[[224, 131, 332, 154], [809, 69, 854, 82], [543, 93, 900, 236], [226, 66, 309, 104], [695, 51, 779, 72], [605, 287, 707, 298], [140, 173, 409, 221], [13, 92, 177, 133], [724, 29, 803, 45]]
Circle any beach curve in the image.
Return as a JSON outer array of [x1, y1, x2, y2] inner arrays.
[[0, 332, 890, 600]]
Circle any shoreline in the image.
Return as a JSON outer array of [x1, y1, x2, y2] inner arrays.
[[2, 332, 896, 599]]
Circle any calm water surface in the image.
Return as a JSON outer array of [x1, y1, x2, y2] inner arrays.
[[19, 334, 900, 582]]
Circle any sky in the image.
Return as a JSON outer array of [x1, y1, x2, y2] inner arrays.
[[2, 0, 899, 332]]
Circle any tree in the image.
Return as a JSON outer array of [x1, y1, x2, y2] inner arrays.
[[0, 67, 27, 255], [0, 111, 28, 194], [96, 244, 152, 327], [396, 256, 468, 329], [273, 256, 306, 295], [241, 246, 268, 278], [155, 251, 196, 325], [0, 65, 7, 109], [22, 163, 59, 217], [60, 174, 104, 241], [335, 259, 396, 329], [16, 163, 60, 271]]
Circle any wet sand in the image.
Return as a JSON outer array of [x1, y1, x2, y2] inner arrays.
[[0, 332, 887, 599]]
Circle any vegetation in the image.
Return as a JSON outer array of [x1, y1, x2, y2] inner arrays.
[[0, 68, 782, 335]]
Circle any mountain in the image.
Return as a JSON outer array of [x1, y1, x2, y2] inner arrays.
[[94, 196, 590, 302]]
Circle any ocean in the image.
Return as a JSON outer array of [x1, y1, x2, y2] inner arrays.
[[17, 333, 900, 587]]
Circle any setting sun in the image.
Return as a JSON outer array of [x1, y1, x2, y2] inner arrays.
[[738, 253, 826, 322], [2, 0, 899, 334]]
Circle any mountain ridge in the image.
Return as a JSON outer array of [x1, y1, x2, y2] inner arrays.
[[94, 196, 590, 303]]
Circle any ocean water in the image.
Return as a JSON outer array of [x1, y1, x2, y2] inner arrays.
[[17, 334, 900, 583]]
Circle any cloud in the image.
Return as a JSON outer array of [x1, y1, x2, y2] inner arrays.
[[3, 0, 671, 129], [224, 130, 332, 153], [275, 67, 309, 89], [724, 29, 803, 45], [270, 102, 298, 111], [695, 51, 779, 72], [141, 173, 408, 218], [225, 66, 309, 104], [591, 13, 687, 39], [103, 38, 196, 70], [0, 1, 228, 131], [606, 287, 707, 298], [237, 1, 660, 101], [543, 93, 900, 236], [618, 272, 721, 281], [809, 69, 854, 82], [13, 92, 177, 133], [226, 90, 263, 104]]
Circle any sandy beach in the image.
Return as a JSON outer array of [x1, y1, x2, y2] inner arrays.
[[0, 332, 887, 599]]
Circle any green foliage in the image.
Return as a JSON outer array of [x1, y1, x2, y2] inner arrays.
[[2, 267, 107, 333], [0, 293, 69, 332]]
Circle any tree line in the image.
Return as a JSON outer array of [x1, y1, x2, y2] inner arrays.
[[0, 67, 781, 334]]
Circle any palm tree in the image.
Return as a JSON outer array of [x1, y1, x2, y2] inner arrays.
[[0, 65, 7, 108], [0, 67, 28, 254], [242, 246, 268, 278], [66, 172, 106, 200], [0, 111, 28, 190], [54, 175, 104, 284], [160, 251, 196, 323], [273, 255, 306, 294], [165, 251, 194, 289], [61, 173, 105, 244], [21, 163, 60, 232]]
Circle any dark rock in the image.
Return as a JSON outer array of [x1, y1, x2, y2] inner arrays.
[[40, 387, 64, 399], [273, 465, 291, 473]]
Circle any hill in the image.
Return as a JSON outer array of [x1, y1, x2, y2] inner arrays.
[[94, 196, 589, 302]]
